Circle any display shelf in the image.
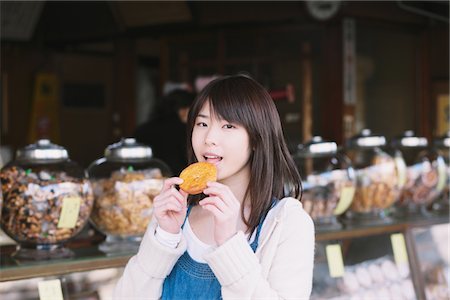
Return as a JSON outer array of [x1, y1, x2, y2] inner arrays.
[[0, 244, 133, 282], [316, 214, 449, 242], [0, 212, 448, 300], [316, 213, 448, 300]]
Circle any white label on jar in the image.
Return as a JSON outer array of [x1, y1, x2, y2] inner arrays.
[[57, 196, 81, 229], [436, 158, 448, 192], [334, 186, 355, 215], [38, 279, 64, 300], [326, 244, 345, 278]]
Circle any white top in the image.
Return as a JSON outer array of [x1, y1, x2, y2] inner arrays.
[[114, 197, 315, 300], [156, 210, 261, 263]]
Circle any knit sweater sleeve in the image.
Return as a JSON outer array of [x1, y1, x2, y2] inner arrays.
[[113, 221, 187, 300], [204, 199, 315, 299]]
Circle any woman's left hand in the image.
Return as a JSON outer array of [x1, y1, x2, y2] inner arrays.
[[200, 181, 241, 246]]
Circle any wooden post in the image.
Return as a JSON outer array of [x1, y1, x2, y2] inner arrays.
[[302, 42, 313, 143], [321, 21, 344, 145], [418, 30, 431, 140], [302, 42, 313, 174]]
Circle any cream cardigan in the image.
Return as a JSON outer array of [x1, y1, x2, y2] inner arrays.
[[113, 197, 315, 299]]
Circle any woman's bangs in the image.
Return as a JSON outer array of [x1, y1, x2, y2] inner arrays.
[[208, 90, 249, 126]]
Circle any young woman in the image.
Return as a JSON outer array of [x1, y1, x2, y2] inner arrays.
[[114, 75, 315, 299]]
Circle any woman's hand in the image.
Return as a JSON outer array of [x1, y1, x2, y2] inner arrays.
[[153, 177, 188, 234], [200, 181, 241, 246]]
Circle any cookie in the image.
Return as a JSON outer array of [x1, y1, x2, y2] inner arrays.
[[179, 162, 217, 194]]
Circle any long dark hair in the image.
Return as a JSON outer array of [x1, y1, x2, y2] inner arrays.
[[186, 74, 302, 235]]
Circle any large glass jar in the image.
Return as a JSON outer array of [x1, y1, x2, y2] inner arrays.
[[87, 138, 171, 253], [391, 131, 447, 216], [0, 139, 94, 259], [344, 129, 401, 224], [430, 132, 449, 214], [294, 136, 356, 230]]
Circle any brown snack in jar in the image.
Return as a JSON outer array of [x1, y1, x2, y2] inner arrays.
[[351, 156, 399, 213], [179, 162, 217, 195], [0, 166, 94, 244], [90, 169, 164, 236]]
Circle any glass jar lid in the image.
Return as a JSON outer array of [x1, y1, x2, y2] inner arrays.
[[16, 139, 69, 163], [391, 130, 428, 148], [346, 129, 386, 148], [105, 138, 153, 162], [434, 131, 450, 149], [297, 136, 337, 157]]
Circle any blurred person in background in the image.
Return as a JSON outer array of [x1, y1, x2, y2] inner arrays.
[[134, 89, 195, 175]]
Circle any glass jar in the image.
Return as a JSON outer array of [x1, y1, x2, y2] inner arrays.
[[294, 136, 356, 230], [344, 129, 401, 224], [391, 131, 447, 216], [430, 132, 449, 214], [87, 138, 171, 253], [0, 139, 94, 259]]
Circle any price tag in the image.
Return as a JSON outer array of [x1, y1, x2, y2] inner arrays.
[[436, 160, 447, 192], [334, 186, 355, 215], [57, 196, 81, 229], [326, 244, 345, 278], [38, 279, 64, 300], [391, 233, 408, 265]]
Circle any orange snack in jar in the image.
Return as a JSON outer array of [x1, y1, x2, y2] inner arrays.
[[179, 162, 217, 194]]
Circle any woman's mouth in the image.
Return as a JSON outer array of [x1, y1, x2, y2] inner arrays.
[[203, 154, 223, 164]]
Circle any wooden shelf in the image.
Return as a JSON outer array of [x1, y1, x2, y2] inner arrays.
[[0, 212, 448, 292], [0, 245, 133, 282], [315, 214, 449, 242]]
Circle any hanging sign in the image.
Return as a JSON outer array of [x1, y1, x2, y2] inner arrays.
[[343, 18, 356, 106]]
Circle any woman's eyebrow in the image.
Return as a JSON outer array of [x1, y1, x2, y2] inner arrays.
[[197, 113, 209, 118]]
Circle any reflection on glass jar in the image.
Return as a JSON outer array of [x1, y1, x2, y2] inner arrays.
[[344, 129, 401, 224], [430, 132, 450, 214], [294, 136, 356, 229], [87, 138, 171, 253], [391, 131, 446, 216], [0, 139, 94, 259]]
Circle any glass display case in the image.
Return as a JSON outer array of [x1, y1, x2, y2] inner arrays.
[[87, 138, 171, 253], [391, 131, 447, 217], [0, 139, 94, 260], [293, 136, 356, 230], [343, 129, 401, 224]]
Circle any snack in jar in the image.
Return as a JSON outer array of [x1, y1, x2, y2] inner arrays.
[[87, 138, 171, 253], [293, 136, 356, 229], [430, 131, 449, 214], [344, 129, 401, 223], [391, 130, 447, 216], [0, 139, 94, 259]]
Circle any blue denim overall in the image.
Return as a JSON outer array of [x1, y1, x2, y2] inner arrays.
[[161, 200, 276, 300]]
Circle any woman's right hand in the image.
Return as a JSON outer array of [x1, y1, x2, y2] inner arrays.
[[153, 177, 189, 234]]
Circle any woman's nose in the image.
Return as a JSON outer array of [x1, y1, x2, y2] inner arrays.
[[205, 127, 219, 146]]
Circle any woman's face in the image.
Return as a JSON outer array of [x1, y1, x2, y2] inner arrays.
[[191, 102, 252, 184]]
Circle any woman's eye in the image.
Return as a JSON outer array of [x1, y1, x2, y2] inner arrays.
[[196, 122, 207, 127], [223, 124, 235, 129]]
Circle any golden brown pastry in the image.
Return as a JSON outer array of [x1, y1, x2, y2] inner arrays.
[[179, 162, 217, 194]]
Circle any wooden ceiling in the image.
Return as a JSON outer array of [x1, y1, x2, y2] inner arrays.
[[1, 1, 448, 45]]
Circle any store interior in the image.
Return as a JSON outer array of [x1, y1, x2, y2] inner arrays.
[[1, 1, 449, 299]]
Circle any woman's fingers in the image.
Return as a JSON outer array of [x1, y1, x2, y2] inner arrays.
[[199, 196, 227, 213], [203, 183, 239, 209], [155, 187, 185, 206], [201, 203, 224, 219], [162, 177, 183, 191]]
